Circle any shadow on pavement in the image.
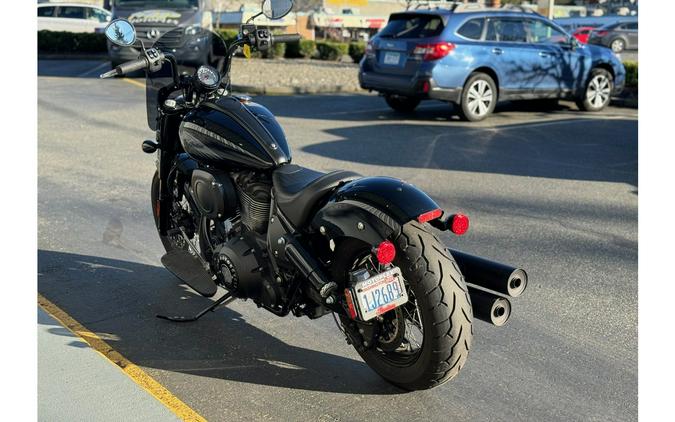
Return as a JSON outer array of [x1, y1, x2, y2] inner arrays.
[[38, 249, 403, 395], [254, 94, 593, 123], [301, 118, 637, 186]]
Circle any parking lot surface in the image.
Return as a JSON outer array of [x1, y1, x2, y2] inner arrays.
[[38, 61, 637, 421]]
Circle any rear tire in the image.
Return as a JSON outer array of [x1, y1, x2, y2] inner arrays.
[[459, 72, 497, 121], [610, 38, 625, 53], [576, 68, 613, 112], [335, 221, 473, 390], [384, 94, 421, 113]]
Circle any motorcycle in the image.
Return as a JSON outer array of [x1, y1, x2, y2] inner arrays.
[[100, 0, 529, 391]]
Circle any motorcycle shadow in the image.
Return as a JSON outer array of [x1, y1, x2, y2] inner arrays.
[[38, 249, 404, 395]]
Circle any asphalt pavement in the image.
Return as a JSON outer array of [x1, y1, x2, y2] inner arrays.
[[38, 60, 638, 421]]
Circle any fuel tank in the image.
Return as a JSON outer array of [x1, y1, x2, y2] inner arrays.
[[179, 96, 291, 169]]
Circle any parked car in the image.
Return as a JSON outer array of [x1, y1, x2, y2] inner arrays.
[[587, 19, 638, 53], [38, 3, 111, 33], [359, 8, 625, 121], [571, 26, 600, 44]]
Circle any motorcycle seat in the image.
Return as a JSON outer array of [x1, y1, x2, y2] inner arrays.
[[273, 164, 360, 228]]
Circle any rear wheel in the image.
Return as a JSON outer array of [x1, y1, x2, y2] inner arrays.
[[334, 221, 473, 390], [576, 68, 613, 112], [459, 72, 497, 121], [384, 94, 421, 113], [610, 38, 625, 53]]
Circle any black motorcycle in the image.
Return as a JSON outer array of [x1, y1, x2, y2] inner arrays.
[[100, 0, 528, 391]]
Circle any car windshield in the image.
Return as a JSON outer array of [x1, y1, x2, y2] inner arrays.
[[146, 25, 225, 129], [115, 0, 199, 9], [379, 14, 444, 39]]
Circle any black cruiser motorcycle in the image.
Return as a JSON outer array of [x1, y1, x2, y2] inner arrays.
[[100, 0, 528, 391]]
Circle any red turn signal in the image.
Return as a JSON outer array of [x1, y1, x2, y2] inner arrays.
[[376, 240, 396, 265], [417, 208, 443, 224], [450, 213, 469, 235]]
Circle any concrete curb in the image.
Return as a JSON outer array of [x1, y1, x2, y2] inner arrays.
[[39, 53, 109, 60], [230, 84, 362, 95]]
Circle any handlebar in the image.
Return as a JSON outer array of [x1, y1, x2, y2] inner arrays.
[[271, 33, 301, 44]]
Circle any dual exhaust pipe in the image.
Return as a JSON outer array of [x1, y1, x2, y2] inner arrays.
[[449, 249, 528, 327]]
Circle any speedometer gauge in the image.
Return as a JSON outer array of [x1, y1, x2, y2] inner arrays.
[[196, 65, 220, 90]]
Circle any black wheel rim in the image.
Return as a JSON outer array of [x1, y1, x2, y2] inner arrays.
[[348, 250, 425, 366]]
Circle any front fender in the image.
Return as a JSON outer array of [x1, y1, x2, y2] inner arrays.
[[311, 177, 440, 246]]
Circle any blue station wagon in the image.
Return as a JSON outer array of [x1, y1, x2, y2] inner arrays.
[[359, 8, 626, 121]]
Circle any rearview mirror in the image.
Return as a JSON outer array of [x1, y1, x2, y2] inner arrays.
[[105, 19, 136, 47], [261, 0, 293, 20]]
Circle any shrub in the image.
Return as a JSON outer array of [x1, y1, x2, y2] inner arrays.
[[262, 40, 286, 59], [348, 42, 366, 63], [38, 30, 107, 53], [624, 61, 638, 88], [285, 40, 317, 58], [316, 41, 349, 61], [217, 29, 240, 47]]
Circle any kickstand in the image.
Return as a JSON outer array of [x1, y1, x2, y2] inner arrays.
[[156, 292, 235, 323]]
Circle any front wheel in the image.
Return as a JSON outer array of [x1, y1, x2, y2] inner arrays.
[[576, 68, 613, 112], [334, 221, 473, 390]]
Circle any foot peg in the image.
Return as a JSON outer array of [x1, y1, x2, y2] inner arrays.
[[161, 249, 218, 297], [157, 292, 235, 323]]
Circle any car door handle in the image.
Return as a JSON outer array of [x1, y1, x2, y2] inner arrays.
[[539, 51, 551, 58], [492, 48, 503, 55]]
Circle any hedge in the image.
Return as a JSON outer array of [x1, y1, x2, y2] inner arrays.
[[624, 61, 637, 88], [316, 41, 349, 61], [285, 40, 317, 59], [38, 30, 107, 53], [348, 42, 366, 64]]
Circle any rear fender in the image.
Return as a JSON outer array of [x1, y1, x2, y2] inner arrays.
[[311, 176, 441, 246]]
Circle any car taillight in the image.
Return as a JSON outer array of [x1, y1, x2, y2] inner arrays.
[[413, 42, 455, 61], [366, 40, 375, 58]]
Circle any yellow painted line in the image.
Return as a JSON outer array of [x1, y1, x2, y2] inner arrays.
[[121, 78, 146, 89], [38, 294, 207, 422]]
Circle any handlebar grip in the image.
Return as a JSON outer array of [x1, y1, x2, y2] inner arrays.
[[271, 34, 301, 44], [117, 57, 149, 75]]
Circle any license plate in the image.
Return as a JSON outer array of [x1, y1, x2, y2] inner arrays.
[[383, 52, 400, 65], [350, 267, 408, 321]]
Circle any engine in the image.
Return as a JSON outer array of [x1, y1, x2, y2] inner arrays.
[[213, 234, 283, 308], [234, 172, 271, 233]]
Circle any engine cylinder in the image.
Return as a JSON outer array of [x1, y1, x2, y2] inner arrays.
[[236, 181, 271, 233]]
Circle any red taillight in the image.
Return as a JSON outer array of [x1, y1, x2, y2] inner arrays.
[[344, 289, 357, 319], [418, 208, 442, 223], [449, 213, 469, 235], [422, 80, 430, 93], [376, 240, 396, 265], [366, 40, 375, 57], [413, 42, 455, 61]]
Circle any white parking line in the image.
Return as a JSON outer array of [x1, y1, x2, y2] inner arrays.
[[77, 61, 110, 78]]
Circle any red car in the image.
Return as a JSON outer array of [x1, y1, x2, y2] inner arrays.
[[572, 26, 597, 44]]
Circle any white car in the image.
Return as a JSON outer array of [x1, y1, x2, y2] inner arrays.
[[38, 3, 111, 33]]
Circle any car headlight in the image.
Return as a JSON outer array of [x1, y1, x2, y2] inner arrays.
[[184, 25, 203, 36]]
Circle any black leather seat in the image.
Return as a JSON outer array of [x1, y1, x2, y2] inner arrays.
[[273, 164, 360, 227]]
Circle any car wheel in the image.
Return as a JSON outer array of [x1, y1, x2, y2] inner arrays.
[[459, 72, 497, 122], [576, 68, 613, 112], [384, 95, 421, 113], [610, 38, 625, 53]]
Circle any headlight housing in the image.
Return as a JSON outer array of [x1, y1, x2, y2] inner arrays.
[[184, 24, 203, 36]]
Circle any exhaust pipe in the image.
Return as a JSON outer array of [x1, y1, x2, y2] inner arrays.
[[449, 249, 528, 298], [468, 287, 511, 327]]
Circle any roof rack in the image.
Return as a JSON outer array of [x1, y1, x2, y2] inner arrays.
[[407, 1, 544, 16]]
